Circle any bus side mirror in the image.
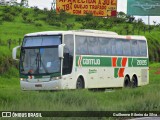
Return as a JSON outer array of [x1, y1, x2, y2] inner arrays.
[[12, 46, 21, 60], [58, 44, 65, 58]]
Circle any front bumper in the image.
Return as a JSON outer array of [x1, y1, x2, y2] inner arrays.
[[20, 80, 61, 90]]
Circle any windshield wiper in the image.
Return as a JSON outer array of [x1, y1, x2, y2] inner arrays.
[[35, 52, 40, 74], [39, 53, 49, 74], [35, 52, 49, 74]]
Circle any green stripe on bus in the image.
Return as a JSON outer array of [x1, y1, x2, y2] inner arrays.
[[117, 58, 122, 67], [128, 58, 148, 67], [100, 57, 112, 67], [76, 56, 112, 67], [76, 56, 149, 67], [128, 58, 133, 67], [114, 68, 119, 78]]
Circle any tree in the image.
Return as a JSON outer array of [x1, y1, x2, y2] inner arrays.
[[153, 21, 156, 26], [9, 0, 18, 6], [0, 0, 6, 5], [20, 0, 28, 8], [117, 12, 126, 18]]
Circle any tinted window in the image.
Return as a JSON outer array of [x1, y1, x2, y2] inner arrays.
[[76, 36, 88, 55], [116, 39, 123, 56], [131, 40, 140, 56], [111, 39, 116, 55], [23, 36, 61, 47], [64, 35, 74, 56], [122, 40, 131, 56], [87, 37, 100, 55], [99, 37, 112, 55], [63, 35, 74, 75], [42, 36, 61, 46], [139, 41, 147, 57], [24, 37, 42, 47]]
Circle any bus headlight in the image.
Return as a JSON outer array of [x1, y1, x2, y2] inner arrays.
[[50, 76, 61, 81], [20, 78, 27, 81]]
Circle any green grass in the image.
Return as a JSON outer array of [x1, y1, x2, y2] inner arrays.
[[0, 64, 160, 112], [0, 65, 160, 120]]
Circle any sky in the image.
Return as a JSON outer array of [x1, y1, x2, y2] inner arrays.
[[16, 0, 160, 25]]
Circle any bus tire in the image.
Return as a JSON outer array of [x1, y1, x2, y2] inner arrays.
[[76, 77, 84, 89], [124, 76, 130, 87], [131, 75, 138, 88]]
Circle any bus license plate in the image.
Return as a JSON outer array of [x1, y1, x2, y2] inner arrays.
[[35, 84, 42, 87]]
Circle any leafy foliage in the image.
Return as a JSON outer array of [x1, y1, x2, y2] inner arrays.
[[2, 13, 14, 22]]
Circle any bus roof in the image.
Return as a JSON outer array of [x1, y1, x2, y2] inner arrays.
[[24, 31, 73, 36], [24, 30, 146, 40], [25, 30, 118, 36]]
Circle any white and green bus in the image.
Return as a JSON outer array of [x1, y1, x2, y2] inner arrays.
[[12, 30, 149, 90]]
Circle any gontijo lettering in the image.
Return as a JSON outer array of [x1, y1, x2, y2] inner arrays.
[[83, 59, 100, 65]]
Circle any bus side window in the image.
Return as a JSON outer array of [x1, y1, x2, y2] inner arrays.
[[131, 40, 140, 56], [122, 40, 131, 56], [63, 35, 74, 75], [99, 37, 112, 55], [139, 41, 147, 57], [111, 39, 116, 55], [87, 37, 100, 55], [76, 36, 88, 55], [116, 39, 123, 56]]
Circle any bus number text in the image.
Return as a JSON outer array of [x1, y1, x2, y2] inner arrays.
[[137, 60, 147, 66]]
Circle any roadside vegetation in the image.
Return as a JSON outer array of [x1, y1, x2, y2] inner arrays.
[[0, 6, 160, 119]]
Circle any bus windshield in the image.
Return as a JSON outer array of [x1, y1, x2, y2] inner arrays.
[[20, 35, 62, 75], [20, 47, 60, 75]]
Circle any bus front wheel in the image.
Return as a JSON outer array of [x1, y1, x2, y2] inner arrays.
[[76, 77, 84, 89]]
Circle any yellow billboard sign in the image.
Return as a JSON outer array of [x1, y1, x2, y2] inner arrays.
[[56, 0, 117, 16]]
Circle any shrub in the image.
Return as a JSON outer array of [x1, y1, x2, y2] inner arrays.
[[3, 6, 12, 13], [26, 18, 34, 23], [35, 22, 42, 27], [0, 19, 3, 25], [75, 15, 85, 22], [3, 6, 22, 16], [66, 23, 75, 30], [81, 19, 99, 29], [84, 13, 93, 21], [22, 15, 27, 21], [2, 13, 14, 22], [49, 22, 62, 27], [22, 11, 30, 16]]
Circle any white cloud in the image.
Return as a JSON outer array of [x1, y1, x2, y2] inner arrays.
[[117, 0, 127, 13]]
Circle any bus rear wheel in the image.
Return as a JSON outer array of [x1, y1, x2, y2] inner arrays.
[[76, 77, 84, 89], [131, 75, 138, 88], [124, 76, 131, 87]]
